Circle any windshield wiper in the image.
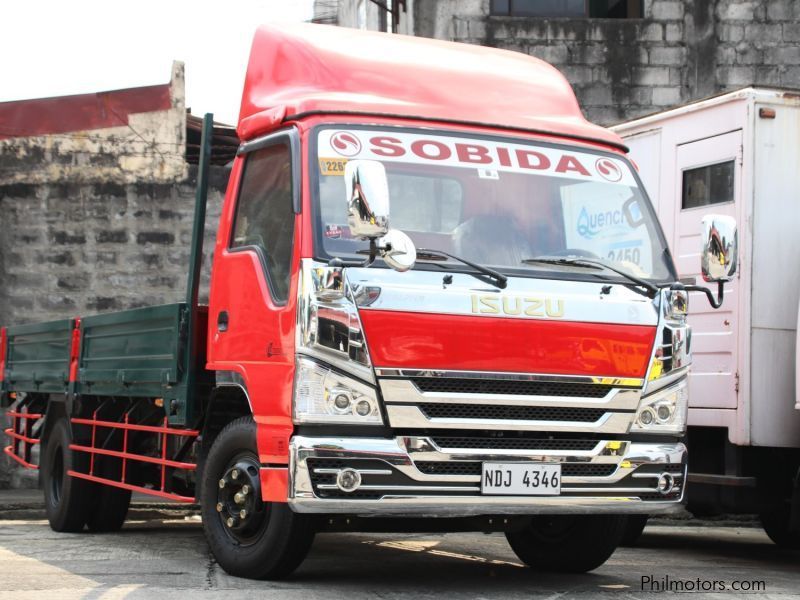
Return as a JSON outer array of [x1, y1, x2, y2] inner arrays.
[[521, 256, 659, 298], [418, 248, 508, 289]]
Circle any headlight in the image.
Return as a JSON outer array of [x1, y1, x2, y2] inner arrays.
[[632, 378, 688, 434], [293, 357, 383, 425]]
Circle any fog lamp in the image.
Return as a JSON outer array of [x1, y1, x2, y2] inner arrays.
[[336, 469, 362, 493]]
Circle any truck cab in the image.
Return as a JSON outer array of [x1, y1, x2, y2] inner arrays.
[[1, 24, 734, 579]]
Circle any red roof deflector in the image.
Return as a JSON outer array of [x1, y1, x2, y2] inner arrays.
[[239, 24, 626, 150]]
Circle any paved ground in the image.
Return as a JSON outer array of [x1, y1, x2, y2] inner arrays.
[[0, 490, 797, 599]]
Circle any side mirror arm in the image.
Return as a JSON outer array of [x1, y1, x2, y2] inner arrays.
[[684, 281, 725, 309], [362, 239, 379, 268]]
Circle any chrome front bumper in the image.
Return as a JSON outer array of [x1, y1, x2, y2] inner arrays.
[[288, 435, 686, 516]]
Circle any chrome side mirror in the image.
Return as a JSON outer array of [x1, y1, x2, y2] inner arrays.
[[345, 160, 390, 239], [701, 215, 737, 282], [344, 159, 416, 272]]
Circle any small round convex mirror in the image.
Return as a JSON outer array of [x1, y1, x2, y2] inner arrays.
[[379, 229, 416, 272]]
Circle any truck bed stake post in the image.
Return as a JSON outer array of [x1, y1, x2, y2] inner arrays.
[[121, 414, 129, 483], [161, 417, 169, 492], [180, 113, 214, 424], [89, 409, 98, 476]]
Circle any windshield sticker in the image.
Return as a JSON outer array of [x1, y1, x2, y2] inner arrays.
[[319, 157, 348, 176], [324, 224, 344, 239], [318, 129, 636, 187], [561, 184, 653, 275]]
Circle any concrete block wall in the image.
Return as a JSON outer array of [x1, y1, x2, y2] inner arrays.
[[414, 0, 800, 125], [0, 168, 228, 328]]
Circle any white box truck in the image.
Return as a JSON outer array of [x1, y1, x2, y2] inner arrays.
[[613, 88, 800, 546]]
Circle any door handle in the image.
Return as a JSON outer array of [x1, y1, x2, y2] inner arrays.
[[217, 311, 229, 332]]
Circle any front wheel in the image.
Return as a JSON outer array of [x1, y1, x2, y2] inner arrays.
[[201, 417, 315, 580], [760, 505, 800, 549], [506, 515, 626, 573], [620, 515, 649, 546]]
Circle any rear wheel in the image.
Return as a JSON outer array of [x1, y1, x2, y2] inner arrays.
[[201, 417, 315, 579], [506, 515, 626, 573], [85, 472, 131, 532], [83, 438, 132, 532], [41, 418, 95, 532]]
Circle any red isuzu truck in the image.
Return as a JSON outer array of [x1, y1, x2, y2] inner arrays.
[[1, 25, 736, 579]]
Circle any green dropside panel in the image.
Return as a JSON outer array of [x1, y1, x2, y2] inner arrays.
[[3, 319, 74, 394], [77, 303, 188, 400]]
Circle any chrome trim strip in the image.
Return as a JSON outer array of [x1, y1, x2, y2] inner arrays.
[[313, 468, 393, 476], [379, 379, 641, 410], [425, 438, 610, 458], [374, 368, 644, 388], [559, 487, 662, 493], [289, 496, 683, 515], [317, 484, 480, 492], [631, 472, 684, 480], [643, 366, 690, 395], [386, 404, 634, 433]]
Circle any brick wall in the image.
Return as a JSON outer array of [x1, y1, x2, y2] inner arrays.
[[415, 0, 800, 125], [0, 168, 229, 328], [0, 167, 229, 488]]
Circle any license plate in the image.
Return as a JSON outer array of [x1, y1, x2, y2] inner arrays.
[[481, 462, 561, 495]]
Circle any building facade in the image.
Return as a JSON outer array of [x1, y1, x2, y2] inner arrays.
[[316, 0, 800, 124]]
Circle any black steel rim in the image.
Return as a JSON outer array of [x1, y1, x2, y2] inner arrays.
[[215, 452, 270, 546]]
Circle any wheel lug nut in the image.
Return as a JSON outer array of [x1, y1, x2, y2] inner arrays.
[[216, 502, 223, 512], [234, 492, 245, 505], [231, 469, 239, 480], [218, 478, 226, 489], [242, 485, 250, 495], [226, 517, 236, 527], [240, 509, 247, 519]]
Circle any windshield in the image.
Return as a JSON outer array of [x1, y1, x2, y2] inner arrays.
[[313, 126, 674, 283]]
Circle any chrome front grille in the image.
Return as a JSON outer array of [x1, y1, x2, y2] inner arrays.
[[413, 378, 613, 398], [417, 403, 606, 422], [429, 436, 601, 451], [379, 372, 643, 433]]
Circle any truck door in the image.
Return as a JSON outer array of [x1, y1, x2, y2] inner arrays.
[[674, 130, 742, 409], [208, 130, 300, 419]]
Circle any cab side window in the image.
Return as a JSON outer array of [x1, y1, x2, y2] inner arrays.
[[231, 141, 295, 303]]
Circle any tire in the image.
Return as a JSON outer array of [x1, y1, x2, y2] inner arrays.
[[85, 474, 131, 532], [41, 417, 95, 532], [760, 505, 800, 549], [201, 416, 315, 579], [506, 515, 626, 573], [84, 436, 132, 532], [620, 515, 649, 546]]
